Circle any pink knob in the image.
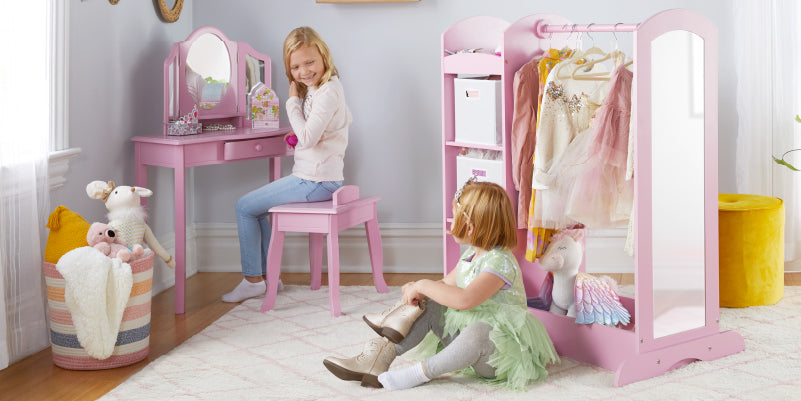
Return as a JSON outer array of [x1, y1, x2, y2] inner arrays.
[[255, 143, 263, 152]]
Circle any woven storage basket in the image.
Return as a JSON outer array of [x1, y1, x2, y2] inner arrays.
[[43, 251, 154, 370]]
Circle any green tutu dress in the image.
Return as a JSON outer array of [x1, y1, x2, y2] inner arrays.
[[413, 247, 559, 390]]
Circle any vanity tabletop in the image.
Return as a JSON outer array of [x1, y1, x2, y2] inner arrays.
[[132, 125, 292, 145]]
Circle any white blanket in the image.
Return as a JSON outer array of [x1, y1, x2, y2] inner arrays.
[[56, 246, 133, 359]]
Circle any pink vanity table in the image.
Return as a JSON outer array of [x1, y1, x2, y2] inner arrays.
[[132, 127, 290, 314], [133, 26, 290, 313]]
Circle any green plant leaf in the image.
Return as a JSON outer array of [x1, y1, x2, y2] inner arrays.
[[796, 115, 801, 124], [774, 155, 801, 171]]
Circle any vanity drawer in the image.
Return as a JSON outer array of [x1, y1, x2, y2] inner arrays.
[[224, 136, 286, 161]]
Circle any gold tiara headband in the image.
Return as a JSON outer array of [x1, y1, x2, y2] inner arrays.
[[454, 176, 478, 208]]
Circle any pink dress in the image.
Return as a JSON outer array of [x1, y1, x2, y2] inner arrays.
[[541, 64, 633, 229]]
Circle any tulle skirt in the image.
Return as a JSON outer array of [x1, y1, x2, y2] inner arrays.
[[410, 300, 559, 391], [534, 100, 633, 229]]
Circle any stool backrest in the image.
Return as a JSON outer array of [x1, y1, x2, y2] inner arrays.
[[332, 185, 360, 207]]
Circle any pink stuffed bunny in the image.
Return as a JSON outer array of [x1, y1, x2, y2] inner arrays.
[[86, 222, 144, 263]]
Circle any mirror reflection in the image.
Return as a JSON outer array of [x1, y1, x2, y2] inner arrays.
[[651, 30, 706, 338], [245, 54, 265, 96], [185, 33, 231, 109]]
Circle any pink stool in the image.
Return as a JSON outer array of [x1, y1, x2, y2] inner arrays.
[[260, 185, 389, 316]]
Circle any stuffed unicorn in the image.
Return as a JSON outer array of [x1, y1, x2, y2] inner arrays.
[[537, 227, 630, 327]]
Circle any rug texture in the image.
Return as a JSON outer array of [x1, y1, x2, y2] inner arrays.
[[100, 285, 801, 401]]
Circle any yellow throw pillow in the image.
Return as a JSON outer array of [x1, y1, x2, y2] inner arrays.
[[44, 206, 91, 264]]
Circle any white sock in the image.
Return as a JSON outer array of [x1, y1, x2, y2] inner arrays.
[[378, 362, 431, 390], [221, 278, 274, 303]]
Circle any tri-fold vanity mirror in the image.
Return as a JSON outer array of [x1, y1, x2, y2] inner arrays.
[[163, 26, 272, 132]]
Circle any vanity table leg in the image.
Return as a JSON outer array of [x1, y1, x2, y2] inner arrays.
[[134, 143, 148, 196], [174, 151, 187, 314]]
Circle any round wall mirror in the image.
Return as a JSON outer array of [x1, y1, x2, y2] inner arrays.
[[185, 33, 231, 110]]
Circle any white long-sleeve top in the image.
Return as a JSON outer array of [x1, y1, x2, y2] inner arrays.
[[286, 76, 351, 182]]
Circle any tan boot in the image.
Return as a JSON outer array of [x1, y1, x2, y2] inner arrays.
[[323, 337, 396, 388], [363, 299, 425, 344]]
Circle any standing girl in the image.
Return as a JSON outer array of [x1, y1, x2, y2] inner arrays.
[[223, 27, 352, 303], [323, 180, 559, 390]]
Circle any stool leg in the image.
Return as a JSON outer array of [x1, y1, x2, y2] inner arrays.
[[309, 233, 324, 290], [261, 225, 285, 313], [326, 231, 341, 317], [365, 218, 389, 293]]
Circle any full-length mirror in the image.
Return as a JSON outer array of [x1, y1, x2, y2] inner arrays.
[[185, 33, 231, 110], [651, 30, 706, 338]]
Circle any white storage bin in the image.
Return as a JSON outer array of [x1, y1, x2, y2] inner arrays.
[[454, 77, 502, 146], [456, 154, 504, 189]]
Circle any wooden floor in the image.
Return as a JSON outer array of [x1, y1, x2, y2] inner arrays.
[[2, 271, 799, 401]]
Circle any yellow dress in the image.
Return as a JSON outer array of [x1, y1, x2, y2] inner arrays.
[[526, 48, 572, 261]]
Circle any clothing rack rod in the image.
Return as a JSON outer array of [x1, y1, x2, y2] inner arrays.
[[535, 22, 638, 39], [541, 23, 639, 33]]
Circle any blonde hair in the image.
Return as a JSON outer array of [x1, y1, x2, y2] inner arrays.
[[283, 26, 339, 99], [450, 181, 517, 250]]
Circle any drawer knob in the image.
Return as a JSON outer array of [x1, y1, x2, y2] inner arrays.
[[254, 143, 263, 152]]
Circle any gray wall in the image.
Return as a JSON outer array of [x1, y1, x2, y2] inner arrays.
[[54, 0, 737, 275]]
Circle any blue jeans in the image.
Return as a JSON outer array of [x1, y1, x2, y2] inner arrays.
[[235, 175, 342, 277]]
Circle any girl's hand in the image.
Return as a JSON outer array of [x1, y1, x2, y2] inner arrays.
[[402, 280, 425, 306], [289, 81, 298, 98]]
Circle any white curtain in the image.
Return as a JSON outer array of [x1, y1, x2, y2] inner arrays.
[[0, 2, 51, 369], [734, 0, 801, 266]]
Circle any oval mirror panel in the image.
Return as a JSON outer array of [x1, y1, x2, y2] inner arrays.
[[185, 33, 231, 110]]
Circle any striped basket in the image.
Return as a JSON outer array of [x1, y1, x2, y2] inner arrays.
[[43, 251, 154, 370]]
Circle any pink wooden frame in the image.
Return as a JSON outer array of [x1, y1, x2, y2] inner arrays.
[[163, 26, 272, 130], [441, 9, 744, 387]]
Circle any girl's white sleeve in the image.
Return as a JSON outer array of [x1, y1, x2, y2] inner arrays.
[[286, 84, 340, 148]]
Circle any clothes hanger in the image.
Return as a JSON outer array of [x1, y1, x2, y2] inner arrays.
[[577, 25, 607, 60], [570, 25, 612, 81], [555, 25, 587, 79]]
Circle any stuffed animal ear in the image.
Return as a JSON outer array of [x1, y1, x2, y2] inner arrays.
[[572, 229, 585, 243], [86, 180, 111, 200], [135, 187, 153, 198]]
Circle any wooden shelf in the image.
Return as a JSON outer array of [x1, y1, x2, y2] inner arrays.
[[445, 141, 503, 151], [442, 53, 504, 75]]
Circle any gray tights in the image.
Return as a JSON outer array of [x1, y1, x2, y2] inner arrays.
[[394, 300, 496, 379]]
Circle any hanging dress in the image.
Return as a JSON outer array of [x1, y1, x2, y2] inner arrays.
[[528, 51, 608, 231], [523, 48, 572, 261], [542, 64, 634, 229]]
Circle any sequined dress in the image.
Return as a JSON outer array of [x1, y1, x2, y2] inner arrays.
[[530, 52, 608, 229], [541, 64, 634, 228], [412, 247, 559, 390]]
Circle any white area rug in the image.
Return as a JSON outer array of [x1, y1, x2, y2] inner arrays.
[[101, 286, 801, 401]]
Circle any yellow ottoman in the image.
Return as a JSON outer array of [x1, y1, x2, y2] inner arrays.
[[718, 194, 784, 307]]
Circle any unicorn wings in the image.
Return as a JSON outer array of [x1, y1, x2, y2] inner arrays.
[[574, 272, 631, 326]]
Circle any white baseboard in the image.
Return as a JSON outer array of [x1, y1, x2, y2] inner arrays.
[[149, 224, 634, 295]]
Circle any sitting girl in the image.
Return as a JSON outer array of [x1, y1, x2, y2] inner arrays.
[[323, 180, 559, 390]]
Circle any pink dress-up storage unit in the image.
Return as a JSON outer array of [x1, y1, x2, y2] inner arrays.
[[441, 9, 744, 386]]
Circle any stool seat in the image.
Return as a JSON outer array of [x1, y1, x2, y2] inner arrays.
[[261, 185, 389, 316], [718, 193, 784, 307]]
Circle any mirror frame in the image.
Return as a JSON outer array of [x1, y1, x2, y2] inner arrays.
[[633, 9, 719, 353], [163, 26, 272, 131]]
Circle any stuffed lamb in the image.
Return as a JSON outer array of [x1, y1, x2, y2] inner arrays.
[[86, 180, 176, 269]]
